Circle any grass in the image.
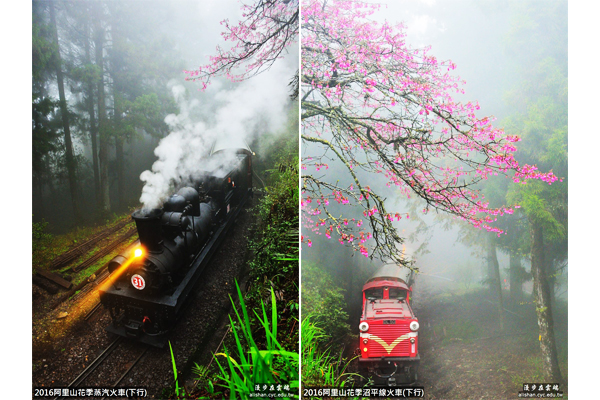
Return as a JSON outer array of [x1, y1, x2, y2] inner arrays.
[[32, 213, 139, 365], [425, 282, 569, 396], [182, 113, 300, 398], [301, 315, 359, 390], [67, 235, 139, 286], [184, 280, 298, 399], [509, 356, 546, 390], [440, 317, 482, 343], [212, 280, 299, 399], [192, 364, 220, 398], [169, 341, 187, 398], [508, 354, 568, 395]]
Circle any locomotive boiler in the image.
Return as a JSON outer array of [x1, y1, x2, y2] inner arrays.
[[99, 141, 253, 347], [358, 263, 420, 386]]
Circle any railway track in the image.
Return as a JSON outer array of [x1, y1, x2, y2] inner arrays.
[[98, 348, 148, 400], [53, 337, 149, 400], [36, 222, 136, 296], [83, 302, 103, 322], [73, 269, 111, 304], [48, 219, 131, 270], [51, 235, 136, 310], [71, 228, 137, 272]]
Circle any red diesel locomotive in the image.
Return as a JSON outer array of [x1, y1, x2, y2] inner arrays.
[[358, 263, 420, 386]]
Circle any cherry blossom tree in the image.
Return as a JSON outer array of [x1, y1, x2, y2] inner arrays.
[[184, 0, 299, 94], [300, 0, 559, 266]]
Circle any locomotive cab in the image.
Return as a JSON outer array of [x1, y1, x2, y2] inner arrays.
[[358, 263, 420, 386]]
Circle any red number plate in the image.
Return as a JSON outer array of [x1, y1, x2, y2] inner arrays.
[[131, 274, 146, 290]]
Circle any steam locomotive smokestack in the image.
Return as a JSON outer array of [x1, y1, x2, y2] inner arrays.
[[132, 209, 164, 252]]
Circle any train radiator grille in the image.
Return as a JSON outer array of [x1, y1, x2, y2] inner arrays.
[[368, 324, 411, 357]]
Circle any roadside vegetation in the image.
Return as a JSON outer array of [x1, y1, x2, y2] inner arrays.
[[301, 316, 357, 389], [302, 261, 352, 347], [301, 259, 359, 394], [299, 263, 569, 399]]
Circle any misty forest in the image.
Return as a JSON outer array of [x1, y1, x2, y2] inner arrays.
[[301, 0, 567, 398], [32, 0, 299, 398]]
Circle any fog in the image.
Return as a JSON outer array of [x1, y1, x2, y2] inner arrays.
[[32, 0, 298, 230], [141, 1, 298, 208]]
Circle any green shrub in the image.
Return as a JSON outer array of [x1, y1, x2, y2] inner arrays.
[[301, 261, 351, 345]]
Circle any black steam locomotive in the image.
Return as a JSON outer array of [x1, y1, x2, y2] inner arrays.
[[99, 141, 253, 347]]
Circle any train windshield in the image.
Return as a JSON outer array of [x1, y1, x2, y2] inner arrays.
[[389, 287, 407, 300], [364, 287, 383, 299], [365, 287, 408, 300]]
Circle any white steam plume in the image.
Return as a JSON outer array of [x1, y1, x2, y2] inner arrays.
[[139, 62, 290, 209]]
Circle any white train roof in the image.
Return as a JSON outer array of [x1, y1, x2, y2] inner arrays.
[[210, 136, 252, 156], [367, 263, 414, 286]]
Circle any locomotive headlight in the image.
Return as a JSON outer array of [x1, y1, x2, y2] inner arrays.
[[359, 322, 369, 332], [409, 321, 420, 331], [134, 248, 143, 258]]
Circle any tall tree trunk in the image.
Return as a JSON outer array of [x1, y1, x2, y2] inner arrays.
[[530, 221, 563, 383], [487, 237, 504, 331], [110, 16, 126, 210], [33, 172, 45, 216], [545, 255, 557, 310], [480, 260, 486, 284], [114, 113, 125, 209], [84, 17, 101, 209], [49, 1, 82, 223], [509, 252, 523, 304], [93, 7, 111, 215], [486, 246, 494, 283], [45, 157, 57, 203]]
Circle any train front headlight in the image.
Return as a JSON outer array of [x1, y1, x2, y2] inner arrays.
[[409, 320, 420, 331], [359, 321, 369, 332]]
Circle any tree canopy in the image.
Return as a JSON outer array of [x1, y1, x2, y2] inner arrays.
[[299, 0, 558, 266], [184, 0, 299, 90]]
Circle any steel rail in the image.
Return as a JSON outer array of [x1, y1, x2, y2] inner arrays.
[[99, 346, 149, 400], [72, 269, 110, 304], [72, 228, 137, 272], [53, 337, 123, 400], [83, 302, 102, 322], [49, 220, 131, 270]]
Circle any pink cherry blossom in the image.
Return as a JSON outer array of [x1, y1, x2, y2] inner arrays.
[[300, 0, 559, 265]]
